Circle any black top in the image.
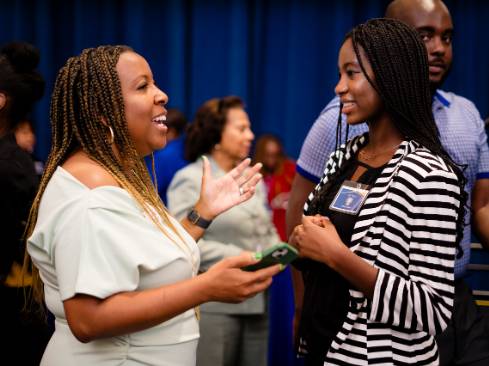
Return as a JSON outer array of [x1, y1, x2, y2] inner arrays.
[[0, 133, 38, 282], [295, 155, 385, 364]]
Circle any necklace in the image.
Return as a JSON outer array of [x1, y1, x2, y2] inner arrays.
[[358, 142, 401, 161]]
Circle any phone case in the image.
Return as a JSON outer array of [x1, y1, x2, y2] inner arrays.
[[242, 243, 298, 271]]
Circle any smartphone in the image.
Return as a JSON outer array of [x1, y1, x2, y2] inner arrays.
[[242, 242, 298, 272]]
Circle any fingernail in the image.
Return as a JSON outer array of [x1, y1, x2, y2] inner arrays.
[[254, 252, 262, 260]]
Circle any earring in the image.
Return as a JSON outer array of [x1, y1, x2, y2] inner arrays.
[[107, 126, 114, 145], [214, 143, 221, 151]]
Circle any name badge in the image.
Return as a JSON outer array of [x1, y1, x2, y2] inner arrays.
[[329, 180, 370, 215]]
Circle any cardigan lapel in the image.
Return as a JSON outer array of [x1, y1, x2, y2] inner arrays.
[[349, 140, 419, 262], [306, 134, 420, 262]]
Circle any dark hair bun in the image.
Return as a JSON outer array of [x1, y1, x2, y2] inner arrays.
[[1, 42, 41, 73], [0, 41, 45, 127]]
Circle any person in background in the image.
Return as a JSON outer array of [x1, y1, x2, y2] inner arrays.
[[253, 134, 296, 240], [0, 41, 51, 366], [290, 18, 465, 365], [146, 108, 189, 204], [286, 2, 489, 364], [14, 118, 36, 154], [14, 118, 45, 178], [168, 96, 280, 366], [252, 133, 300, 366], [23, 46, 280, 366], [164, 108, 187, 142]]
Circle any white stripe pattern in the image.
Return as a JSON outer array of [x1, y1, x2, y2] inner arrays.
[[303, 134, 461, 365]]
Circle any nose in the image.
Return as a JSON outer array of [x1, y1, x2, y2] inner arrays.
[[429, 36, 447, 57], [246, 128, 255, 141], [335, 74, 347, 96], [155, 87, 168, 106]]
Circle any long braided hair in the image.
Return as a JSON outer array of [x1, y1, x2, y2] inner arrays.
[[309, 18, 467, 255], [23, 45, 182, 309]]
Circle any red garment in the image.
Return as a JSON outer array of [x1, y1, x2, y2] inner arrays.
[[263, 159, 296, 241]]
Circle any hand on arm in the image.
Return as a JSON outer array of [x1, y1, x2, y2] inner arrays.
[[63, 252, 280, 343]]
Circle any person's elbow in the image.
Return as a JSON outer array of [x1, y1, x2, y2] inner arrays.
[[63, 295, 106, 343], [67, 317, 98, 343]]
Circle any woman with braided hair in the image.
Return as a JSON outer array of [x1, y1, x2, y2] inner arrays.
[[23, 46, 280, 365], [289, 18, 466, 365]]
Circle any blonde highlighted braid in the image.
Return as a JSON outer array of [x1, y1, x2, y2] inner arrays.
[[23, 45, 183, 311]]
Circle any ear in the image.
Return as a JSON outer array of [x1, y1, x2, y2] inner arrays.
[[0, 92, 6, 111]]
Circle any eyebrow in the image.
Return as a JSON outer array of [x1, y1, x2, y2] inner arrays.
[[131, 75, 150, 86], [416, 26, 453, 33], [339, 61, 360, 69]]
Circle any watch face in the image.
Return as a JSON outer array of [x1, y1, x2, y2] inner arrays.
[[189, 210, 199, 224], [187, 209, 210, 228]]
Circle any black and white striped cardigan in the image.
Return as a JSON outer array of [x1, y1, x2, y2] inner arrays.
[[303, 133, 461, 365]]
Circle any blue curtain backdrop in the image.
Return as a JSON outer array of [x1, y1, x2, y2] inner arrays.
[[2, 2, 489, 366], [1, 0, 488, 162]]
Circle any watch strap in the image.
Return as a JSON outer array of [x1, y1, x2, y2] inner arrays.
[[187, 208, 212, 229]]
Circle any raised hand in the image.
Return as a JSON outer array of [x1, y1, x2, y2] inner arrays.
[[197, 156, 262, 219]]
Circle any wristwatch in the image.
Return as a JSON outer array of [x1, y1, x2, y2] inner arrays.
[[187, 208, 212, 229]]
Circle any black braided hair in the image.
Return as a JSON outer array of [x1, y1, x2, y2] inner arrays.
[[309, 18, 467, 257]]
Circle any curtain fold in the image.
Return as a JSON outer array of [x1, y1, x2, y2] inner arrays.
[[1, 0, 487, 162]]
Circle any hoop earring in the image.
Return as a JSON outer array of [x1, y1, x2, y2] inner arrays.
[[107, 126, 114, 145]]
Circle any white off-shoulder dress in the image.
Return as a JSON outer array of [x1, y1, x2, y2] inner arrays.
[[28, 167, 200, 366]]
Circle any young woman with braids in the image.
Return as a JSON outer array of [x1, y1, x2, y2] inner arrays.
[[289, 18, 467, 365], [23, 46, 280, 366]]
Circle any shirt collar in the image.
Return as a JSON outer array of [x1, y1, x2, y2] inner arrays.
[[434, 90, 451, 108]]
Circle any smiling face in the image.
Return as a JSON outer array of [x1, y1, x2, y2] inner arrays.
[[219, 107, 254, 163], [335, 38, 384, 125], [116, 51, 168, 157]]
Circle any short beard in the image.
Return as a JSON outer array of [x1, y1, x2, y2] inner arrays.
[[430, 64, 452, 95]]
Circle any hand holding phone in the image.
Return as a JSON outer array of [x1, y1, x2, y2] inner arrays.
[[242, 242, 298, 272]]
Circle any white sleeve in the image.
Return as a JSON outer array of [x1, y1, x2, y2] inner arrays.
[[369, 169, 460, 335], [54, 192, 145, 300]]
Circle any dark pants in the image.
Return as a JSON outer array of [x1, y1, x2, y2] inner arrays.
[[0, 285, 53, 366], [436, 279, 489, 366]]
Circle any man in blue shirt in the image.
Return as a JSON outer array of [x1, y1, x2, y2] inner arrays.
[[286, 1, 489, 364]]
